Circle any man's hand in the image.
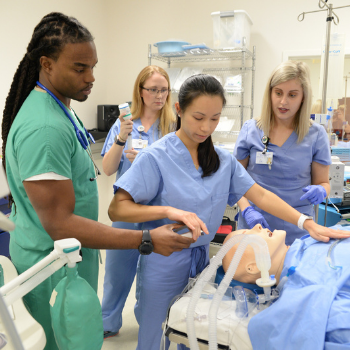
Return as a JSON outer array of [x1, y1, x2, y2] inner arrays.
[[150, 224, 195, 256], [165, 208, 209, 240]]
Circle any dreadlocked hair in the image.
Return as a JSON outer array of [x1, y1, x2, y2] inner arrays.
[[1, 12, 93, 208]]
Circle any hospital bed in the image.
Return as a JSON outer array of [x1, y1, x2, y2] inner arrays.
[[164, 281, 268, 350], [162, 234, 276, 350]]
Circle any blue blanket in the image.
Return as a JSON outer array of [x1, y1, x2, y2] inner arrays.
[[248, 225, 350, 350]]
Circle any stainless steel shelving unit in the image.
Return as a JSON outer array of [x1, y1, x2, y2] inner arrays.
[[148, 44, 256, 142]]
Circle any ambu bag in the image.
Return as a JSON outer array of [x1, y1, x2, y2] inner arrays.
[[50, 265, 103, 350]]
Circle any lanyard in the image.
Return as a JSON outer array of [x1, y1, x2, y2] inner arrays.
[[261, 135, 270, 154], [36, 81, 100, 181]]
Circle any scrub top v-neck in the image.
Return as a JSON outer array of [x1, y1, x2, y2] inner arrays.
[[234, 119, 331, 244]]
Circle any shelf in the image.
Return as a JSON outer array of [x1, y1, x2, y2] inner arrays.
[[150, 48, 254, 64], [149, 44, 256, 127]]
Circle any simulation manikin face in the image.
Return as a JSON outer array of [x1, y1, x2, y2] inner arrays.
[[222, 224, 288, 284]]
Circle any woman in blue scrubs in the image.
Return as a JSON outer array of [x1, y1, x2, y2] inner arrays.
[[101, 65, 176, 338], [234, 61, 331, 245], [108, 74, 346, 350]]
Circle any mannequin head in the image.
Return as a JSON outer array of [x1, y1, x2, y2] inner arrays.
[[222, 224, 289, 284]]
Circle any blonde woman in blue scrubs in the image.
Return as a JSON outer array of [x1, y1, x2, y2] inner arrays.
[[234, 61, 331, 245], [101, 65, 176, 339], [108, 74, 348, 350]]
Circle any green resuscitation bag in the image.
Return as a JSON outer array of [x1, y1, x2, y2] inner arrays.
[[50, 265, 103, 350]]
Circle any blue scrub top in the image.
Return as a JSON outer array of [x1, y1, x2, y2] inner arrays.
[[102, 117, 162, 230], [234, 119, 331, 245], [101, 117, 161, 182], [248, 225, 350, 349], [115, 132, 255, 248]]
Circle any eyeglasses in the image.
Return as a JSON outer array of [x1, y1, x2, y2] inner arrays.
[[141, 87, 170, 95]]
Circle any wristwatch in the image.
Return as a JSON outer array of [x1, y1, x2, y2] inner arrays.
[[297, 214, 313, 230], [138, 230, 154, 255], [114, 134, 125, 146]]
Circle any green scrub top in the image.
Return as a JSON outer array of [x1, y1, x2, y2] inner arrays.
[[5, 88, 99, 350]]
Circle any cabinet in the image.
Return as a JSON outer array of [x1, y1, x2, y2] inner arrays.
[[148, 43, 256, 146]]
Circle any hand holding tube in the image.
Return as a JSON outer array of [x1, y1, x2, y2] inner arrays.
[[165, 207, 209, 240], [150, 224, 195, 256], [118, 114, 133, 142], [300, 185, 326, 205], [242, 206, 271, 230]]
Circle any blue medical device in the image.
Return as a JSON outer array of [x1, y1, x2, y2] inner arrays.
[[318, 170, 350, 227], [36, 81, 100, 181]]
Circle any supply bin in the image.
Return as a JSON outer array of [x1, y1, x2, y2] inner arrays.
[[211, 10, 253, 49]]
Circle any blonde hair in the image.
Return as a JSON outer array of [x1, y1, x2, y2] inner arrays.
[[311, 99, 322, 114], [256, 61, 312, 143], [130, 65, 176, 136]]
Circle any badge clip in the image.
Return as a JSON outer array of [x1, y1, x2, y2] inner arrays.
[[261, 135, 269, 154]]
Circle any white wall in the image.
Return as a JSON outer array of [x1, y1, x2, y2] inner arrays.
[[2, 0, 350, 127], [1, 0, 350, 220]]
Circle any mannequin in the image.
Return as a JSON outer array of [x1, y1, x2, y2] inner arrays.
[[221, 224, 350, 350], [222, 224, 289, 284]]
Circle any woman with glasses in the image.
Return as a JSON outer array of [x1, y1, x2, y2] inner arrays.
[[101, 65, 176, 339]]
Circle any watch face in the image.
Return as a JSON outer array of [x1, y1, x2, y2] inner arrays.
[[139, 242, 153, 255]]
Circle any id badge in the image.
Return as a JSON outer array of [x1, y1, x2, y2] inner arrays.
[[132, 139, 148, 149], [256, 152, 273, 169]]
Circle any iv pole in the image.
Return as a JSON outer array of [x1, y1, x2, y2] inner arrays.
[[298, 1, 350, 226]]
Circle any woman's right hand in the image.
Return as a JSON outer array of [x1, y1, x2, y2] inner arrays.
[[165, 207, 209, 240], [118, 113, 133, 141]]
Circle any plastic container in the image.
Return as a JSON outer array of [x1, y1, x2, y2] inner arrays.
[[118, 103, 132, 120], [211, 10, 253, 49], [153, 41, 190, 56], [118, 103, 133, 150]]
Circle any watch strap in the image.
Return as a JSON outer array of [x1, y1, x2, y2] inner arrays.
[[114, 134, 125, 146], [138, 229, 153, 255], [298, 214, 313, 230], [141, 229, 152, 243]]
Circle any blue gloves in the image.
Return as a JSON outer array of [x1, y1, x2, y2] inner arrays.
[[241, 206, 271, 230], [300, 185, 327, 205]]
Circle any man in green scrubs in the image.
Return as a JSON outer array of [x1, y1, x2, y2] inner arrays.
[[1, 12, 196, 350]]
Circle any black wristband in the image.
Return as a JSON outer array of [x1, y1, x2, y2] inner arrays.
[[114, 134, 125, 146]]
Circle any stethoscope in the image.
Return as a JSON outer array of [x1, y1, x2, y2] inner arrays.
[[36, 81, 101, 181]]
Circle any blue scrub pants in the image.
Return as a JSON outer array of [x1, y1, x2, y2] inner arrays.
[[134, 245, 209, 350], [101, 222, 139, 333]]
